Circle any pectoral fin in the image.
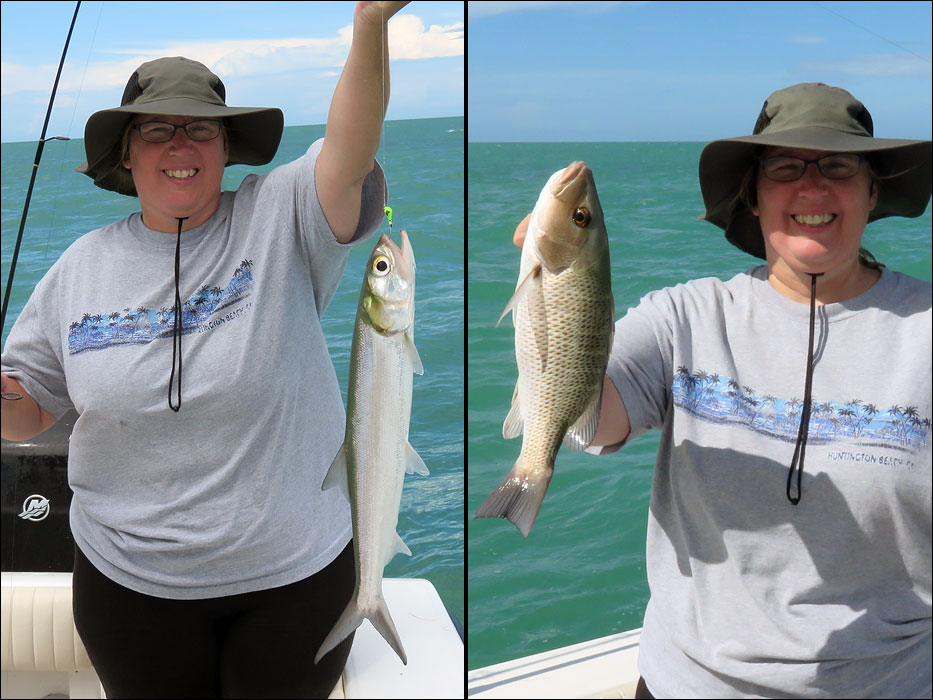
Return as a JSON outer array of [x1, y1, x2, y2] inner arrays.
[[404, 332, 424, 375], [322, 444, 349, 500], [497, 264, 542, 327]]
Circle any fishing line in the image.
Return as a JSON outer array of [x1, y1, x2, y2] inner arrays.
[[381, 4, 394, 240], [1, 0, 82, 400], [811, 1, 932, 65]]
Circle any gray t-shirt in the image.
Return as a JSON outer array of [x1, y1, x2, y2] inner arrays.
[[598, 266, 931, 698], [2, 139, 387, 599]]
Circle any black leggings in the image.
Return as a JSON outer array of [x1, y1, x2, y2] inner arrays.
[[72, 541, 356, 699]]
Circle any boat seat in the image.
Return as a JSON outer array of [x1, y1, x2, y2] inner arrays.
[[1, 572, 102, 698], [2, 572, 93, 673]]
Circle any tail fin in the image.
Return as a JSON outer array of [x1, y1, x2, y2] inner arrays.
[[369, 596, 407, 666], [474, 459, 553, 537], [315, 596, 408, 666]]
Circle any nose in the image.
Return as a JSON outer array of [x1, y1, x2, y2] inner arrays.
[[795, 161, 829, 193], [166, 126, 196, 150]]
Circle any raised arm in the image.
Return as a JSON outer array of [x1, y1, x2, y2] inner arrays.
[[316, 1, 409, 243], [1, 373, 58, 441]]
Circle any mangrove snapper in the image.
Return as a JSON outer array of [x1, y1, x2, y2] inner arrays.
[[475, 161, 614, 537]]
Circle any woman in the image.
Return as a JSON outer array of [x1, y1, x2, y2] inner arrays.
[[1, 2, 408, 697], [516, 83, 931, 698]]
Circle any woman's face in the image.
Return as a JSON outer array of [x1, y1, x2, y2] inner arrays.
[[753, 147, 878, 276], [124, 115, 229, 232]]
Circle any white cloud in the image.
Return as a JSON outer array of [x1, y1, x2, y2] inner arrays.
[[0, 14, 462, 95]]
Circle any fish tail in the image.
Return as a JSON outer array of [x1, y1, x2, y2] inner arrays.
[[370, 596, 408, 666], [474, 457, 553, 537], [315, 599, 364, 665], [314, 595, 408, 666]]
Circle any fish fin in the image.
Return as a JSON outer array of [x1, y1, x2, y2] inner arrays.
[[502, 381, 524, 439], [474, 458, 553, 537], [386, 532, 413, 566], [404, 331, 424, 375], [321, 444, 349, 499], [315, 597, 363, 664], [372, 597, 408, 665], [564, 381, 604, 451], [497, 263, 541, 327], [405, 441, 429, 475], [315, 595, 408, 666]]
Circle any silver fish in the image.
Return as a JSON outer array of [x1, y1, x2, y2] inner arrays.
[[316, 230, 427, 666], [475, 161, 614, 537]]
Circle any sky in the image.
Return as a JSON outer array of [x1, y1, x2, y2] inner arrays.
[[468, 0, 932, 142], [0, 1, 463, 143]]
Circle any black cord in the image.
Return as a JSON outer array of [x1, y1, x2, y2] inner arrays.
[[786, 273, 824, 504], [168, 217, 187, 412]]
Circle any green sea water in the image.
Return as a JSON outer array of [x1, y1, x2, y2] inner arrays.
[[466, 141, 932, 671], [1, 117, 464, 627]]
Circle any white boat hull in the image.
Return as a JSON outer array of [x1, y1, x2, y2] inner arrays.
[[468, 627, 642, 699]]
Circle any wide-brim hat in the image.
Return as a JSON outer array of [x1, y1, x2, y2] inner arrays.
[[699, 82, 932, 259], [76, 56, 284, 197]]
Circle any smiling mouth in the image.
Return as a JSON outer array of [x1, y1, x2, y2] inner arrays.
[[793, 213, 836, 226], [163, 168, 199, 180]]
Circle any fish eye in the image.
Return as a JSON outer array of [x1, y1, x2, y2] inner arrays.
[[573, 207, 591, 228], [372, 256, 390, 275]]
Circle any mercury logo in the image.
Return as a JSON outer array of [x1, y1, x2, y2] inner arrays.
[[18, 495, 50, 522]]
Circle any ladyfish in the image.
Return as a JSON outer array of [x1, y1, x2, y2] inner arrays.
[[475, 161, 614, 537], [316, 230, 427, 666]]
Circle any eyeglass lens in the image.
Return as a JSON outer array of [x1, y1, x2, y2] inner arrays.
[[137, 120, 221, 143], [761, 154, 863, 182]]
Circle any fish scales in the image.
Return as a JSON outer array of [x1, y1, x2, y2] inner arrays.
[[518, 261, 612, 462]]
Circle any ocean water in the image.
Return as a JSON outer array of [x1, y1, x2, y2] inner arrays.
[[0, 116, 464, 626], [466, 141, 932, 671]]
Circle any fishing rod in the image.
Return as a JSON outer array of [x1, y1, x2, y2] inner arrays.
[[0, 1, 81, 351]]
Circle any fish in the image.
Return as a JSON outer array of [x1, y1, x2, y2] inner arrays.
[[475, 161, 614, 537], [316, 229, 427, 666]]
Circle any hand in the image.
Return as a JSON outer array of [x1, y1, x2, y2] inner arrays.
[[355, 1, 410, 26], [513, 213, 532, 249]]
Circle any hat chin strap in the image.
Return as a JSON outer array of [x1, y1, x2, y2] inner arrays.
[[786, 272, 824, 504], [168, 217, 187, 412]]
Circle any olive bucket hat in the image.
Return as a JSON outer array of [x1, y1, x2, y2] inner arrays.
[[76, 56, 284, 197], [699, 82, 932, 259]]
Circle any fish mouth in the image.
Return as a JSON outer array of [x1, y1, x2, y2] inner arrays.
[[376, 230, 415, 273], [550, 161, 590, 201]]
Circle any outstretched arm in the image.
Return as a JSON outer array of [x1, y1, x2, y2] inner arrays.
[[316, 1, 409, 243]]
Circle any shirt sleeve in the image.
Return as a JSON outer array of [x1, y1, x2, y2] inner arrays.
[[1, 264, 73, 419], [587, 288, 676, 455], [266, 138, 387, 318]]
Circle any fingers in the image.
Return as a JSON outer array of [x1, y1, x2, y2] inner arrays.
[[513, 212, 532, 249]]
